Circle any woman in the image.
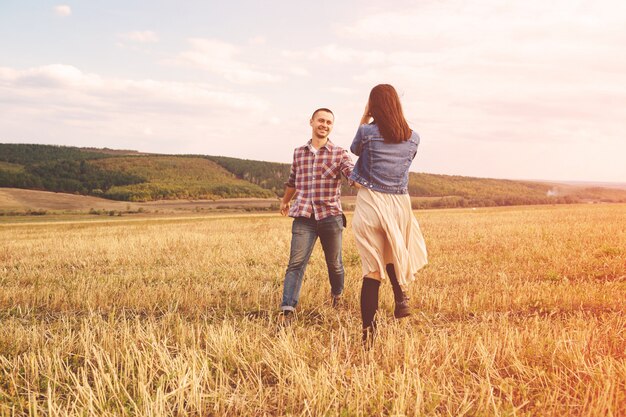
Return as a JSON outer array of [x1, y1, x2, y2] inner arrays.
[[349, 84, 428, 344]]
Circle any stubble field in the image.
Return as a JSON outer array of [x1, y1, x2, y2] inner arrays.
[[0, 204, 625, 416]]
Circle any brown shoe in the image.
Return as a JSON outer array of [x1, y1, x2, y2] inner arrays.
[[394, 295, 411, 319], [277, 310, 295, 327], [331, 293, 343, 308]]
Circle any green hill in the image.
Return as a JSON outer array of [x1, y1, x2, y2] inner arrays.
[[0, 144, 273, 201], [91, 156, 274, 201], [407, 173, 554, 208], [1, 143, 625, 207], [0, 144, 145, 196], [204, 155, 292, 196]]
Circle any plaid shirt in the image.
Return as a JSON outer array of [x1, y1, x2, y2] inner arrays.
[[286, 139, 354, 220]]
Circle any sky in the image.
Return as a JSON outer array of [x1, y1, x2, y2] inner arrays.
[[1, 0, 625, 183]]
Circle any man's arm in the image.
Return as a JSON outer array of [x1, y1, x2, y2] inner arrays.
[[339, 149, 361, 189], [280, 186, 296, 216], [339, 149, 354, 179]]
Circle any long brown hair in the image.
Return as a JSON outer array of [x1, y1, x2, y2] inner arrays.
[[368, 84, 411, 143]]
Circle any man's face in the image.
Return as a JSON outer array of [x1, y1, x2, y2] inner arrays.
[[310, 111, 334, 140]]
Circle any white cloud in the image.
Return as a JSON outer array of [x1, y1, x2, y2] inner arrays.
[[285, 1, 626, 150], [248, 36, 267, 45], [289, 1, 626, 181], [284, 44, 438, 68], [175, 38, 281, 84], [286, 66, 310, 76], [327, 87, 356, 95], [1, 64, 268, 111], [53, 5, 71, 17], [0, 64, 269, 153], [120, 31, 159, 43], [4, 1, 626, 182], [340, 1, 626, 42]]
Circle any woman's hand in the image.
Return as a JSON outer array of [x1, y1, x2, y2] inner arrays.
[[360, 102, 371, 125]]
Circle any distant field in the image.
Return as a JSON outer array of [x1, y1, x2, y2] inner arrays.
[[7, 187, 625, 219], [0, 204, 624, 416], [0, 187, 442, 215], [545, 180, 626, 191], [0, 187, 570, 219], [0, 188, 139, 211], [0, 187, 279, 215]]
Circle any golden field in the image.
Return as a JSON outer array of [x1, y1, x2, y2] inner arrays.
[[0, 204, 624, 416]]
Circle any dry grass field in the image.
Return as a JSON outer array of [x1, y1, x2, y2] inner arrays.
[[0, 204, 624, 416]]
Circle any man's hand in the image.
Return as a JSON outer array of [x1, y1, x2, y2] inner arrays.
[[280, 186, 296, 216]]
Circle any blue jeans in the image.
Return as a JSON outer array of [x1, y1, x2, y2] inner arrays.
[[281, 215, 345, 311]]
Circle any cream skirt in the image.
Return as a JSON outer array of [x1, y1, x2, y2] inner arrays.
[[352, 188, 428, 286]]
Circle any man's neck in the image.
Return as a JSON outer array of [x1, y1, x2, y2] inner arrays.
[[311, 136, 328, 150]]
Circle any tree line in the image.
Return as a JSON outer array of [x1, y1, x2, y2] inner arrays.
[[0, 159, 145, 195]]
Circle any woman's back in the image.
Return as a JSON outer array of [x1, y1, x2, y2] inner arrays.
[[349, 123, 420, 194]]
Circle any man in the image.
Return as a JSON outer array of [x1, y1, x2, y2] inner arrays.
[[279, 108, 354, 318]]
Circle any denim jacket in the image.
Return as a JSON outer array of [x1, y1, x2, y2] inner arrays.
[[349, 123, 420, 194]]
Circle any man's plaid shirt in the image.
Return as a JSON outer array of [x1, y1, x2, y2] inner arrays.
[[286, 140, 354, 220]]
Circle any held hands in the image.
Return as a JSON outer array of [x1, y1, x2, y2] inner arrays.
[[349, 180, 363, 189]]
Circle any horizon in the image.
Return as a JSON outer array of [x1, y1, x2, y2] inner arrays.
[[3, 141, 626, 188], [1, 1, 625, 183]]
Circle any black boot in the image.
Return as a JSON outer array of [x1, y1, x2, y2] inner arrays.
[[386, 264, 411, 319], [360, 277, 380, 347]]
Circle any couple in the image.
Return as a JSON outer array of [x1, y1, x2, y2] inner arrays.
[[279, 84, 428, 342]]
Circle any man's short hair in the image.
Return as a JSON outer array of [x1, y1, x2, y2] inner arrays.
[[311, 108, 334, 120]]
